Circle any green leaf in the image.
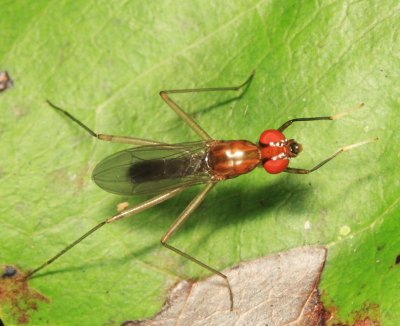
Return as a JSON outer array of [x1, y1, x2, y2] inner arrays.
[[1, 1, 399, 324]]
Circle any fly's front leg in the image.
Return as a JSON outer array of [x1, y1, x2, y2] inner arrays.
[[160, 182, 234, 310], [285, 138, 378, 174], [278, 103, 365, 132], [47, 100, 163, 146], [159, 71, 255, 141]]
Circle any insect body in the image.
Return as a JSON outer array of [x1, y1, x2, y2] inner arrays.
[[26, 72, 374, 310], [93, 133, 303, 196]]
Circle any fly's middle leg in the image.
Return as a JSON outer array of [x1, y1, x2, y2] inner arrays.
[[159, 71, 255, 141], [160, 182, 234, 310]]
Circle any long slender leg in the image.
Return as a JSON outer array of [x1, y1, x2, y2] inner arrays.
[[159, 71, 255, 140], [278, 103, 364, 132], [47, 100, 163, 146], [25, 186, 186, 279], [160, 182, 234, 310], [285, 138, 378, 174]]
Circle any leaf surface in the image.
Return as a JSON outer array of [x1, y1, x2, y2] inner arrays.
[[0, 1, 398, 324]]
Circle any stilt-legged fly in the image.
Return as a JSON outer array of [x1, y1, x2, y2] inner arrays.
[[25, 71, 375, 310]]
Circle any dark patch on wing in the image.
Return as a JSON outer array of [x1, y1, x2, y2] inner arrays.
[[92, 141, 212, 195]]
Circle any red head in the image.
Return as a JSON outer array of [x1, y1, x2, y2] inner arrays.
[[259, 129, 303, 174]]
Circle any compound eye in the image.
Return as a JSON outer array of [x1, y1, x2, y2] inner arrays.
[[263, 159, 289, 174], [259, 129, 286, 145]]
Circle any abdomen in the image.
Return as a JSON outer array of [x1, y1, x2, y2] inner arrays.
[[130, 156, 204, 183]]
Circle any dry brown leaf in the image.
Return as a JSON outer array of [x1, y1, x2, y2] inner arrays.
[[0, 71, 13, 92], [125, 246, 327, 326]]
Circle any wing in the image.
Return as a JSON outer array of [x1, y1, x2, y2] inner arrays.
[[92, 141, 212, 195]]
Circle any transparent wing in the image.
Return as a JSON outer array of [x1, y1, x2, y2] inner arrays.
[[92, 141, 212, 195]]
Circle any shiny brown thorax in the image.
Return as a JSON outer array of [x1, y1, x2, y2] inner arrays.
[[206, 140, 261, 180]]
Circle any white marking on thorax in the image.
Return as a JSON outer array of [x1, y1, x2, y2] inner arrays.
[[271, 152, 288, 160], [268, 139, 288, 147], [269, 139, 289, 160]]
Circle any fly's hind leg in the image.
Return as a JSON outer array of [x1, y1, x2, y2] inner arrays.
[[47, 100, 163, 146], [25, 186, 186, 279], [159, 71, 255, 141]]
